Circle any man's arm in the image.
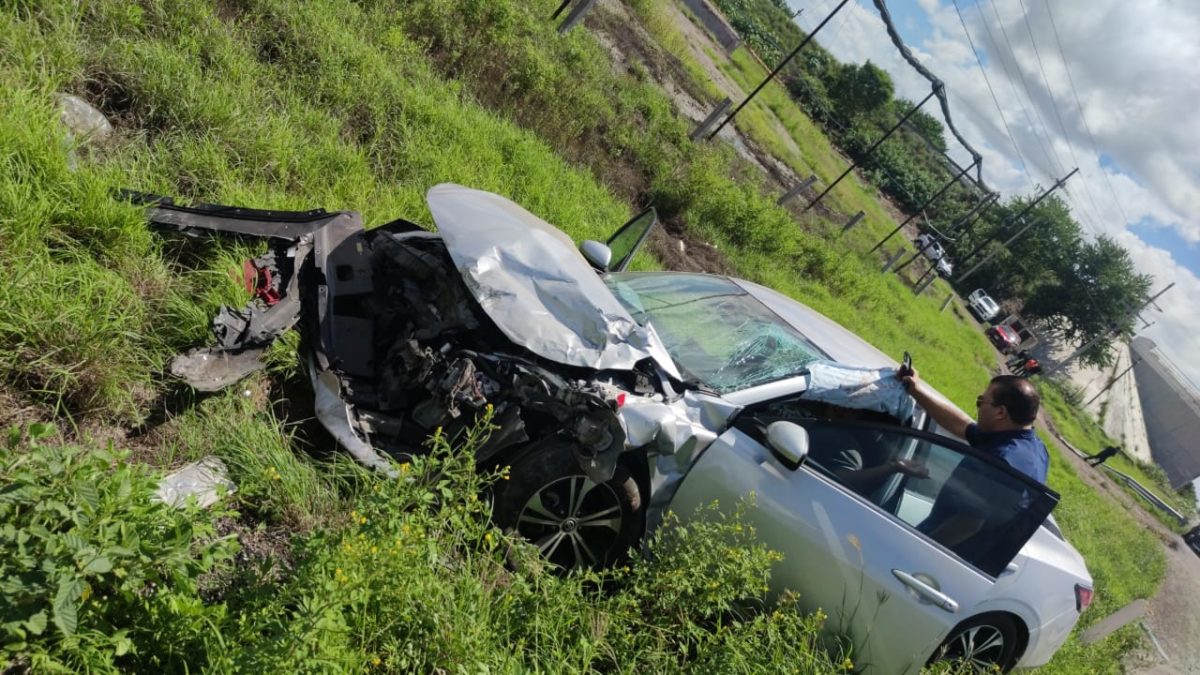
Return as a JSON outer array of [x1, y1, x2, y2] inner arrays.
[[837, 458, 929, 490], [900, 369, 974, 440]]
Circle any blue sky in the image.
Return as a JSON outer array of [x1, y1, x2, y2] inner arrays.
[[1131, 218, 1200, 277], [784, 0, 1200, 388]]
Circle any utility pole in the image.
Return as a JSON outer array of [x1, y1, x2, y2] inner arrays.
[[953, 218, 1043, 283], [899, 119, 987, 194], [1085, 358, 1142, 406], [1046, 283, 1175, 376], [954, 168, 1078, 270], [870, 159, 977, 254], [946, 192, 997, 235], [805, 86, 940, 211], [706, 0, 852, 140]]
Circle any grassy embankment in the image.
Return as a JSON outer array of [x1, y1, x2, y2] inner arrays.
[[1040, 382, 1196, 531], [650, 6, 955, 280], [0, 0, 1164, 671]]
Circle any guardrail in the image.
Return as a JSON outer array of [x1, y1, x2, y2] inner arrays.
[[1051, 429, 1189, 526], [1099, 465, 1189, 526]]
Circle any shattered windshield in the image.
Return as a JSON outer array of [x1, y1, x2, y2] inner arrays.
[[605, 273, 826, 393]]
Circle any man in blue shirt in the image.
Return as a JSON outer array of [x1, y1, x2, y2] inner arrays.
[[900, 371, 1049, 484], [898, 372, 1049, 550]]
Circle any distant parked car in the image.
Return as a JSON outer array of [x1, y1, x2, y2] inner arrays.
[[1185, 524, 1200, 557], [967, 289, 1001, 323], [916, 233, 954, 277], [987, 324, 1022, 353]]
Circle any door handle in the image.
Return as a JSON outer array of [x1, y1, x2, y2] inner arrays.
[[892, 569, 959, 613]]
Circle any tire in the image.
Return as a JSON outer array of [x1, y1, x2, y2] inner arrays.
[[493, 438, 644, 570], [930, 613, 1021, 673]]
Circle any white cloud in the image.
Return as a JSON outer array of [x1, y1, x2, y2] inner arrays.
[[788, 0, 1200, 386]]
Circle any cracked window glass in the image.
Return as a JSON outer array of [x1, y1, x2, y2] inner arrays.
[[606, 273, 825, 392]]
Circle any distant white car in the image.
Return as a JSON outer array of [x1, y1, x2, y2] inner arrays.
[[916, 233, 953, 277], [967, 288, 1001, 323]]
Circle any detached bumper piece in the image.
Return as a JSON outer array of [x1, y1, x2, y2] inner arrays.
[[122, 190, 358, 391]]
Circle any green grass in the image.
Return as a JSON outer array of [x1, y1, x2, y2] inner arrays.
[[637, 6, 932, 259], [1037, 434, 1167, 673], [0, 0, 1169, 671]]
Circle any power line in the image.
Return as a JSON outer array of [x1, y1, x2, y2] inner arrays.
[[822, 0, 852, 49], [1014, 0, 1107, 233], [951, 0, 1032, 191], [978, 0, 1063, 180], [868, 0, 990, 189], [1043, 0, 1135, 229]]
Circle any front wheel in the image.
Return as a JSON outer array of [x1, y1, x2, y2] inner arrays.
[[493, 439, 644, 570], [930, 613, 1021, 673]]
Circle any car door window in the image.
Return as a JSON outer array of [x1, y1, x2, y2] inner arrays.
[[737, 411, 1058, 577], [605, 208, 657, 272]]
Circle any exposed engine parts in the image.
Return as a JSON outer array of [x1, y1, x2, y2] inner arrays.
[[136, 190, 643, 483]]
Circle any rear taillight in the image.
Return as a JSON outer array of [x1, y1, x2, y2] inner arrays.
[[1075, 584, 1094, 612]]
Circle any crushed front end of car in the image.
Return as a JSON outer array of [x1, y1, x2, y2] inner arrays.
[[127, 184, 709, 568]]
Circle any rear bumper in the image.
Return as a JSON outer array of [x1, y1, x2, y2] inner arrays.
[[1016, 606, 1079, 668]]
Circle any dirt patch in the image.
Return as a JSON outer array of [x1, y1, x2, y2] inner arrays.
[[590, 0, 801, 191], [200, 516, 296, 603], [647, 219, 734, 275], [0, 386, 52, 431]]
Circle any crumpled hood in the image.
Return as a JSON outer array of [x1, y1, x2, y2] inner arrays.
[[427, 184, 680, 377]]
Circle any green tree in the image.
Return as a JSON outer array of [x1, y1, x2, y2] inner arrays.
[[894, 100, 947, 153], [830, 61, 894, 119], [1023, 235, 1152, 367]]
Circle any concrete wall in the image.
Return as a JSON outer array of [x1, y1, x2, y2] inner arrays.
[[1080, 342, 1153, 464], [1130, 337, 1200, 489], [679, 0, 741, 55]]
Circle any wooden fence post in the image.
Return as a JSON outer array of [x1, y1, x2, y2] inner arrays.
[[777, 175, 819, 205], [881, 248, 905, 272], [690, 98, 732, 141], [557, 0, 599, 34], [841, 210, 865, 233]]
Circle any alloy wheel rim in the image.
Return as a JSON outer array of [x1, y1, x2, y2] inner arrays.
[[517, 475, 623, 569], [946, 624, 1007, 671]]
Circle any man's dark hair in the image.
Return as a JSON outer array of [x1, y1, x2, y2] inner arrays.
[[989, 375, 1040, 425]]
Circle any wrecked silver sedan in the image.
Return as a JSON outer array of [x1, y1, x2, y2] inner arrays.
[[131, 185, 1089, 674]]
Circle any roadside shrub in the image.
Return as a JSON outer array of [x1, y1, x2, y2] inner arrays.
[[602, 506, 841, 673], [1047, 376, 1086, 408], [203, 421, 840, 672], [0, 425, 237, 673]]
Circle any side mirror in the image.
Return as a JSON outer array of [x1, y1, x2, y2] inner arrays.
[[580, 240, 613, 272], [766, 421, 809, 470]]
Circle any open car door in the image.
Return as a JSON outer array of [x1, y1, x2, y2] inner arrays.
[[606, 207, 658, 273], [670, 413, 1059, 674]]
